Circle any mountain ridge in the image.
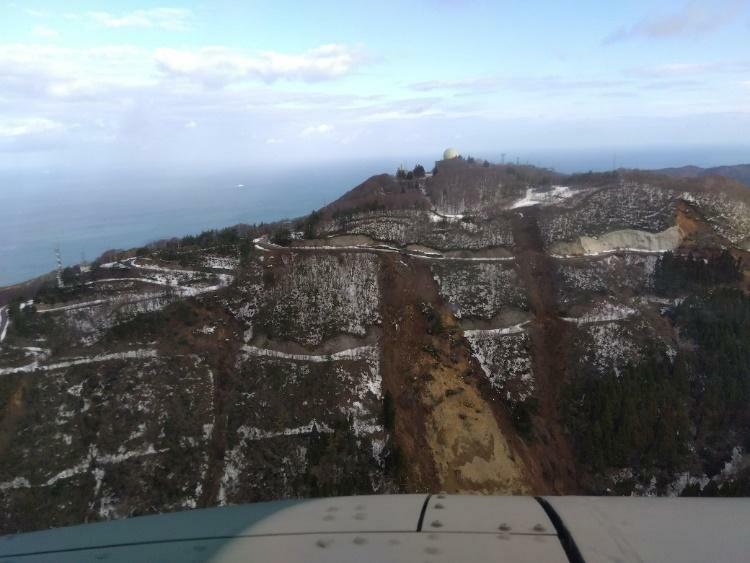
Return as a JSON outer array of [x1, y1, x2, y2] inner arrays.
[[654, 163, 750, 188], [1, 157, 750, 533]]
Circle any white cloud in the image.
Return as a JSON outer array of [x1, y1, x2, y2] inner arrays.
[[0, 44, 153, 100], [88, 8, 192, 31], [265, 137, 283, 144], [300, 124, 333, 136], [31, 25, 59, 39], [605, 0, 747, 43], [184, 120, 197, 129], [155, 44, 365, 86], [0, 117, 64, 137]]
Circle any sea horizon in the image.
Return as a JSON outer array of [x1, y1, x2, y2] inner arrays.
[[1, 146, 748, 287]]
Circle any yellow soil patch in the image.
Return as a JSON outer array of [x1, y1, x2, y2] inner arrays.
[[417, 304, 531, 494], [0, 380, 26, 457], [422, 365, 531, 494]]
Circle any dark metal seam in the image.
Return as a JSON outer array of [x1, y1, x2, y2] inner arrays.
[[535, 497, 586, 563], [416, 494, 432, 531]]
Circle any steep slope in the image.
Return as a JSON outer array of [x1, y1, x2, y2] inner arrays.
[[2, 159, 750, 533]]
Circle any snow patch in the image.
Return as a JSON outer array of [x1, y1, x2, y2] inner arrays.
[[464, 322, 529, 337], [465, 329, 534, 403], [203, 255, 239, 270], [0, 348, 157, 376], [562, 302, 636, 325], [241, 344, 377, 363], [509, 185, 573, 209], [236, 420, 334, 441]]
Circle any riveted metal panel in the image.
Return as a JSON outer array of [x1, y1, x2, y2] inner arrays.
[[243, 494, 428, 534], [546, 496, 750, 563], [422, 494, 556, 535], [0, 495, 428, 559], [214, 532, 569, 563], [0, 533, 569, 563]]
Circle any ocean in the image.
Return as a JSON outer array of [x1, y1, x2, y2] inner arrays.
[[2, 147, 747, 287], [0, 161, 395, 287]]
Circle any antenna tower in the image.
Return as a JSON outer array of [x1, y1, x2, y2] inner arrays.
[[55, 246, 63, 288]]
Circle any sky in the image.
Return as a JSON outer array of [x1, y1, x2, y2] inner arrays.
[[1, 0, 749, 172]]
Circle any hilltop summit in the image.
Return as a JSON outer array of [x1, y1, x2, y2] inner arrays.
[[2, 160, 750, 533]]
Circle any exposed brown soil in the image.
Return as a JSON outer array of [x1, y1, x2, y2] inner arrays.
[[378, 255, 440, 491], [378, 253, 533, 493], [674, 200, 750, 291], [509, 206, 580, 493], [0, 378, 27, 459], [676, 200, 726, 249]]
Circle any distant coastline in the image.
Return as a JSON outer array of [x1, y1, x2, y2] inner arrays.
[[3, 149, 747, 288]]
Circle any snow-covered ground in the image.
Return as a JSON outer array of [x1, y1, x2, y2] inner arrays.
[[463, 322, 529, 337], [127, 259, 234, 296], [36, 298, 111, 313], [0, 349, 157, 376], [557, 254, 658, 297], [202, 255, 239, 271], [256, 253, 380, 346], [0, 443, 166, 492], [35, 260, 233, 322], [235, 420, 334, 441], [429, 210, 465, 223], [219, 337, 385, 504], [552, 247, 668, 259], [287, 243, 400, 254], [413, 253, 515, 263], [663, 446, 747, 496], [562, 302, 636, 325], [578, 322, 641, 377], [509, 185, 573, 209], [432, 262, 526, 319], [464, 328, 534, 403], [241, 344, 377, 364], [268, 238, 515, 263]]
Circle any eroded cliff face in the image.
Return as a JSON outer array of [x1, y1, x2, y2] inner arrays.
[[2, 162, 750, 533]]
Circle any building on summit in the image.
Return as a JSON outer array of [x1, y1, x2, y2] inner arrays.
[[442, 147, 460, 160]]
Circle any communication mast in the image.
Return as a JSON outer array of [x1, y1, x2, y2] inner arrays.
[[55, 246, 63, 288]]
